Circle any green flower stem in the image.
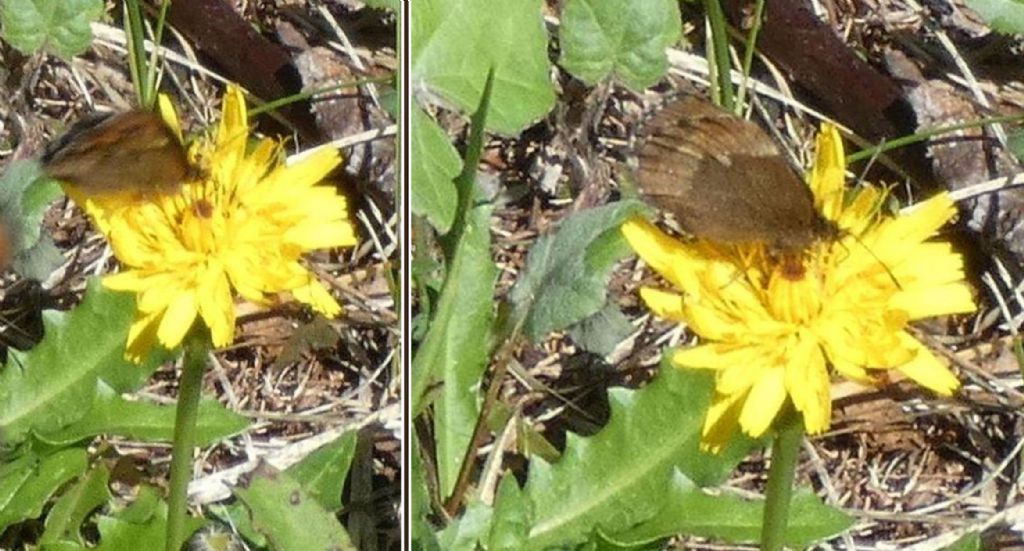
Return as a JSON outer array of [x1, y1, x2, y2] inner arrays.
[[704, 0, 734, 111], [761, 403, 803, 551], [165, 326, 212, 551]]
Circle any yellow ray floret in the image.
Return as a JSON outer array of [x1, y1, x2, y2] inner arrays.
[[70, 85, 356, 362]]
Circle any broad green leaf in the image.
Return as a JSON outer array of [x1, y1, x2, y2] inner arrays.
[[521, 365, 755, 549], [0, 451, 38, 508], [234, 464, 356, 551], [12, 236, 64, 283], [488, 476, 530, 551], [559, 0, 682, 90], [411, 0, 555, 134], [0, 451, 40, 530], [411, 104, 461, 233], [608, 470, 853, 548], [568, 303, 635, 357], [0, 281, 170, 446], [0, 160, 64, 280], [437, 497, 493, 551], [41, 463, 111, 545], [93, 488, 204, 551], [0, 0, 104, 58], [413, 204, 497, 496], [508, 200, 645, 342], [0, 448, 88, 531], [37, 381, 248, 446], [20, 174, 63, 241], [964, 0, 1024, 34], [284, 430, 358, 511], [412, 70, 500, 498]]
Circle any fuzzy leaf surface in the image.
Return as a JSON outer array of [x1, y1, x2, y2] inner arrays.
[[488, 475, 531, 550], [0, 0, 104, 58], [411, 0, 555, 134], [559, 0, 682, 89], [0, 160, 64, 280], [437, 498, 493, 551], [509, 201, 644, 342], [568, 303, 635, 357]]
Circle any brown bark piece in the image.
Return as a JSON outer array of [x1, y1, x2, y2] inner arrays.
[[721, 0, 933, 184], [294, 46, 396, 194], [885, 49, 1024, 263], [167, 0, 320, 140]]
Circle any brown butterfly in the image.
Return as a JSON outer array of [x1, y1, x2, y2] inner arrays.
[[636, 96, 838, 252], [41, 109, 191, 194]]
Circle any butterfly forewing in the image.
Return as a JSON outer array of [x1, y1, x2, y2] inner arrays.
[[637, 97, 831, 250], [42, 110, 190, 193]]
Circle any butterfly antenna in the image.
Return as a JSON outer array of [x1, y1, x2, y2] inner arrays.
[[854, 137, 886, 187], [847, 232, 902, 291]]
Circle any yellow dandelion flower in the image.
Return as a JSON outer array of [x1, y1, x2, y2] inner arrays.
[[622, 124, 975, 452], [67, 85, 357, 362]]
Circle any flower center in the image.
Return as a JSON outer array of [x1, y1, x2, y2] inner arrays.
[[170, 180, 226, 255]]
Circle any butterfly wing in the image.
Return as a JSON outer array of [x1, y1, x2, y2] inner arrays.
[[637, 97, 824, 250], [42, 110, 189, 192]]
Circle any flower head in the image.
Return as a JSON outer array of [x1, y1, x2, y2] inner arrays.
[[623, 124, 975, 452], [70, 85, 356, 362]]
